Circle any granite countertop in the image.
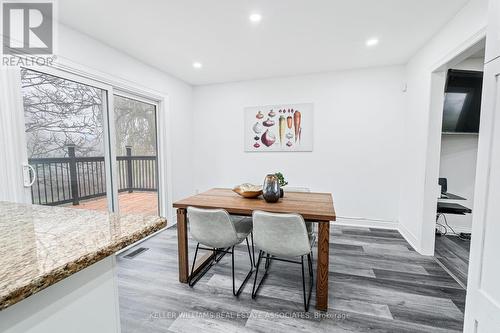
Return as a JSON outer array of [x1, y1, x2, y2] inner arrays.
[[0, 201, 166, 310]]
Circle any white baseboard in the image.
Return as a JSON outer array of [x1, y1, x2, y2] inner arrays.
[[335, 217, 426, 255], [335, 217, 398, 230], [398, 223, 422, 254]]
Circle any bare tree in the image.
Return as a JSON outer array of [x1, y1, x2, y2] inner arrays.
[[21, 69, 156, 158], [22, 69, 105, 158], [114, 95, 157, 156]]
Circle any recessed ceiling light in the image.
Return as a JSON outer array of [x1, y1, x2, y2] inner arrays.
[[249, 13, 262, 23], [192, 62, 202, 69], [366, 38, 379, 47]]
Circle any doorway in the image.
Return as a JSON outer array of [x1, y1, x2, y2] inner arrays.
[[426, 40, 485, 289]]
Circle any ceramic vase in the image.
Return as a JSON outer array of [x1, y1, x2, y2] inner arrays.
[[262, 174, 281, 203]]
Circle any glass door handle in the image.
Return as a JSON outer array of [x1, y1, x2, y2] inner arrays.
[[23, 163, 36, 187]]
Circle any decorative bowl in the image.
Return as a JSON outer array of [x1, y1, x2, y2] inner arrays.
[[233, 183, 263, 198]]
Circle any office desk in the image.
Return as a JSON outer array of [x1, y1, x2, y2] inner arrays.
[[440, 192, 466, 200], [437, 202, 472, 215]]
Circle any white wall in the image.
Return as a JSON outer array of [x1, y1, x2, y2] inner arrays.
[[0, 23, 195, 220], [399, 0, 488, 254], [192, 66, 405, 226], [439, 135, 478, 232], [57, 25, 195, 207], [438, 56, 484, 233]]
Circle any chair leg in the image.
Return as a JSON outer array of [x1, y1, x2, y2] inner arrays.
[[300, 254, 314, 311], [251, 232, 256, 268], [252, 251, 272, 299], [252, 250, 263, 299], [301, 256, 307, 311], [189, 243, 217, 287], [265, 252, 272, 270], [245, 237, 254, 267], [188, 243, 200, 286], [232, 243, 254, 297], [189, 244, 223, 288]]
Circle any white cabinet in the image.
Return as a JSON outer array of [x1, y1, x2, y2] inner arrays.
[[464, 57, 500, 332], [486, 0, 500, 63]]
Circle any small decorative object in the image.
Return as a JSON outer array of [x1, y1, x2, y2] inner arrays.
[[275, 172, 288, 198], [233, 183, 263, 198], [244, 103, 313, 152], [262, 174, 281, 203]]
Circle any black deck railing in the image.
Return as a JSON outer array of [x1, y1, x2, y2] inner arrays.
[[28, 146, 157, 206]]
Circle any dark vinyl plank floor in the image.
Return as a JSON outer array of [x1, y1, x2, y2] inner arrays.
[[434, 235, 471, 287], [117, 224, 465, 333]]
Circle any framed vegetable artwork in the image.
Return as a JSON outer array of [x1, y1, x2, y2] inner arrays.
[[244, 103, 313, 152]]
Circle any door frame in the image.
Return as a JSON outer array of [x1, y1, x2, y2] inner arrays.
[[421, 30, 486, 255], [8, 59, 173, 221], [113, 90, 163, 216]]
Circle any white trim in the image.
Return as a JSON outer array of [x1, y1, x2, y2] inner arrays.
[[430, 28, 487, 72], [421, 30, 487, 255], [0, 68, 30, 203], [398, 222, 425, 254], [103, 89, 119, 212], [434, 258, 467, 289], [335, 216, 398, 230]]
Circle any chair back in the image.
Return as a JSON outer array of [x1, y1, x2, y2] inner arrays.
[[252, 210, 311, 258], [187, 206, 238, 248]]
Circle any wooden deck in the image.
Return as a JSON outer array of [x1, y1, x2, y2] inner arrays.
[[68, 191, 158, 216]]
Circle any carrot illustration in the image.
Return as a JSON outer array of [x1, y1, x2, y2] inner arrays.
[[287, 116, 292, 129], [294, 111, 301, 142]]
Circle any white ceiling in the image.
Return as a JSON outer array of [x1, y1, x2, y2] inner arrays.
[[58, 0, 469, 85]]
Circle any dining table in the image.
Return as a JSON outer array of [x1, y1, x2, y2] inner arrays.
[[172, 187, 336, 311]]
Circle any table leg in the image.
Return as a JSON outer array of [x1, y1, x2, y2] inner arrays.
[[177, 208, 189, 283], [177, 208, 218, 283], [316, 221, 330, 310]]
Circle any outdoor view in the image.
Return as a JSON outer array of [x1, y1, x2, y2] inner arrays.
[[21, 68, 158, 215]]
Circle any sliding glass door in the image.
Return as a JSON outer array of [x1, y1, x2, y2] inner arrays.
[[21, 68, 114, 212], [20, 68, 161, 216], [113, 94, 159, 216]]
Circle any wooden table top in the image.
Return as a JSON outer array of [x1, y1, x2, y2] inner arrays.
[[173, 188, 336, 221]]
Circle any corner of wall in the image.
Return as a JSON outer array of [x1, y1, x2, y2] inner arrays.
[[397, 222, 423, 254]]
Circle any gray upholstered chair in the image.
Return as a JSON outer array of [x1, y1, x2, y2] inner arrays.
[[251, 210, 314, 311], [286, 187, 315, 242], [187, 206, 254, 296]]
